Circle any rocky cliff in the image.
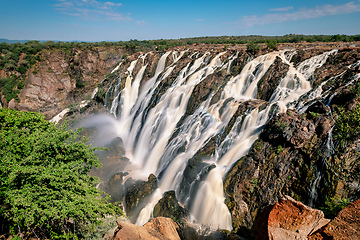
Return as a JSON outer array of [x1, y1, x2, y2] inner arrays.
[[1, 46, 126, 119], [2, 42, 360, 239]]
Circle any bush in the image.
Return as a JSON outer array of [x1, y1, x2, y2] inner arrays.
[[266, 40, 278, 50], [246, 41, 261, 53], [320, 197, 350, 218], [334, 105, 360, 143], [0, 109, 122, 239]]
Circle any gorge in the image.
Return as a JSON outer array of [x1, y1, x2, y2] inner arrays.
[[80, 43, 360, 236], [2, 41, 360, 239]]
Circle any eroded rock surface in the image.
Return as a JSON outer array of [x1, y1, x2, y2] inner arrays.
[[309, 198, 360, 240], [254, 196, 329, 240], [111, 217, 180, 240]]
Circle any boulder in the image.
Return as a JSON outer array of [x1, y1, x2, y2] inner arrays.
[[111, 217, 180, 240], [254, 196, 329, 240], [309, 198, 360, 240], [144, 217, 181, 240]]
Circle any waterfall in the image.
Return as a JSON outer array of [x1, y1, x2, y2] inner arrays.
[[96, 48, 338, 230]]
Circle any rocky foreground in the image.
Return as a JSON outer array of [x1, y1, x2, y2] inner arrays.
[[105, 196, 360, 240]]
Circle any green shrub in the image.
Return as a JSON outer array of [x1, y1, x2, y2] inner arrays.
[[76, 78, 85, 88], [96, 87, 105, 102], [0, 109, 122, 239], [334, 105, 360, 143], [246, 41, 261, 53], [320, 197, 350, 218], [266, 40, 278, 50]]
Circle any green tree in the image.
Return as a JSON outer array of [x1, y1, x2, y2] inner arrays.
[[246, 41, 261, 53], [266, 40, 278, 50], [0, 109, 121, 239]]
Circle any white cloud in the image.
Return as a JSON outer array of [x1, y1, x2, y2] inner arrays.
[[194, 19, 205, 21], [55, 0, 131, 22], [236, 1, 360, 27], [136, 20, 146, 26], [269, 6, 293, 12]]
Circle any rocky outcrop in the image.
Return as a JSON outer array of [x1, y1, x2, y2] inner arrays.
[[153, 191, 189, 223], [309, 198, 360, 240], [124, 174, 158, 220], [144, 217, 181, 240], [224, 101, 335, 235], [262, 103, 333, 149], [257, 56, 289, 101], [111, 217, 180, 240], [254, 196, 329, 240], [7, 47, 125, 119]]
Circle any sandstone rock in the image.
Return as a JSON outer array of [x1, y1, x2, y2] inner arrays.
[[144, 217, 181, 240], [309, 198, 360, 240], [111, 217, 180, 240], [7, 99, 16, 109], [254, 196, 328, 240]]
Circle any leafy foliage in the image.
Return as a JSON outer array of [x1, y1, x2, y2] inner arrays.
[[333, 105, 360, 143], [266, 40, 278, 50], [246, 41, 261, 53], [0, 109, 121, 238], [319, 197, 351, 219], [0, 75, 22, 102]]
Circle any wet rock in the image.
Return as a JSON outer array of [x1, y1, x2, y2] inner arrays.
[[177, 221, 229, 240], [254, 196, 328, 240], [257, 56, 289, 101], [309, 198, 360, 240], [187, 65, 228, 116], [291, 49, 329, 65], [111, 217, 180, 240], [100, 172, 127, 203], [178, 155, 215, 206], [89, 136, 129, 182], [224, 156, 257, 234], [124, 174, 158, 220], [153, 191, 189, 223], [306, 100, 328, 114]]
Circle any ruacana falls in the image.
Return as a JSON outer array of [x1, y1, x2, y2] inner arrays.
[[1, 35, 360, 239]]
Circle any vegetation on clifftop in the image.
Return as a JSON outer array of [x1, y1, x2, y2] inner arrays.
[[1, 34, 359, 103], [0, 109, 122, 239]]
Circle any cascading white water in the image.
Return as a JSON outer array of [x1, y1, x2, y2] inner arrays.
[[101, 48, 338, 230]]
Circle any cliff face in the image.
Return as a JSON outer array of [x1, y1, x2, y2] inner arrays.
[[2, 42, 360, 238], [2, 46, 126, 119]]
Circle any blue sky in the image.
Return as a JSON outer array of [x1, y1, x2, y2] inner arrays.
[[1, 0, 360, 41]]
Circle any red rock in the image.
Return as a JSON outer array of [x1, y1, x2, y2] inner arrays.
[[144, 217, 181, 240], [309, 198, 360, 240], [111, 217, 180, 240], [255, 196, 328, 240]]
